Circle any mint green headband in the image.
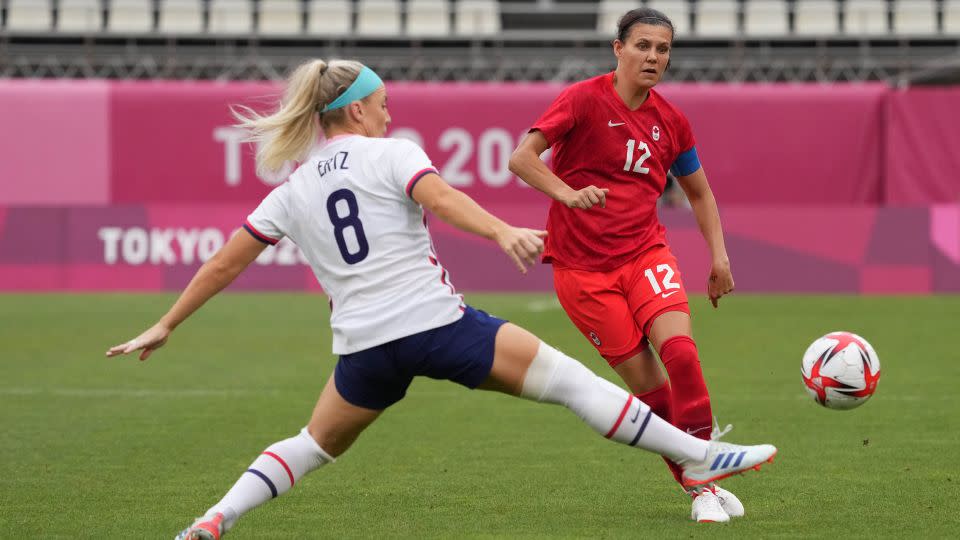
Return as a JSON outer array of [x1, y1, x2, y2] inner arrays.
[[320, 66, 384, 113]]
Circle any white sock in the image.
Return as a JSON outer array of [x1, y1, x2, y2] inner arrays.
[[206, 427, 334, 530], [521, 342, 709, 463]]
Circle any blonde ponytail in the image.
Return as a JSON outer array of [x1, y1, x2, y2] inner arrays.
[[233, 58, 364, 176]]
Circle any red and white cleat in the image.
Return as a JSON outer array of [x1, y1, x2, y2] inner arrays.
[[690, 487, 729, 523], [174, 512, 225, 540]]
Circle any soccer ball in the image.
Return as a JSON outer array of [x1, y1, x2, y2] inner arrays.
[[800, 331, 881, 410]]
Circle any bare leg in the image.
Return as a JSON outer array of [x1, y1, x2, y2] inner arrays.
[[611, 346, 666, 394], [307, 374, 382, 457], [185, 373, 381, 537]]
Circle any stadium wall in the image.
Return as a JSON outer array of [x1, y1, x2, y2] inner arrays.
[[0, 81, 957, 293]]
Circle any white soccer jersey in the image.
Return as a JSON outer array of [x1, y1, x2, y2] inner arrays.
[[245, 135, 465, 354]]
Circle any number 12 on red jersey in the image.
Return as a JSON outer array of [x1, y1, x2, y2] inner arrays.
[[624, 139, 652, 174], [644, 264, 680, 295]]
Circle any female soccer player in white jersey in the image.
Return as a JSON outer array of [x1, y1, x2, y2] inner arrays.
[[106, 59, 776, 540]]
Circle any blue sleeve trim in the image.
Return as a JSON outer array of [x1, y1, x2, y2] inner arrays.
[[243, 222, 279, 245], [669, 146, 701, 177]]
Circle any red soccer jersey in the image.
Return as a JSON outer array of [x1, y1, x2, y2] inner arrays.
[[532, 72, 697, 272]]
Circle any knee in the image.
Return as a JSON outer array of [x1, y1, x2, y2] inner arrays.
[[658, 335, 699, 366], [520, 341, 594, 404]]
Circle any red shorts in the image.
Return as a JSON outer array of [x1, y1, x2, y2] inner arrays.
[[552, 244, 690, 367]]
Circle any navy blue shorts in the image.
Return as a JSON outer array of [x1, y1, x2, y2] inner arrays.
[[334, 305, 507, 410]]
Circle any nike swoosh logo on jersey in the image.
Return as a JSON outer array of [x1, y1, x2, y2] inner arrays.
[[607, 121, 626, 127], [661, 291, 679, 299]]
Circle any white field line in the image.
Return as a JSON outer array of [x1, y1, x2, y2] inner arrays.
[[0, 386, 948, 402], [0, 387, 285, 398], [524, 298, 562, 312]]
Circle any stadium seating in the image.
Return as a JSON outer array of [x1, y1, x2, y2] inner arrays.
[[892, 0, 938, 35], [58, 0, 103, 32], [158, 0, 204, 34], [947, 0, 960, 35], [407, 0, 452, 37], [307, 0, 352, 36], [744, 0, 789, 37], [208, 0, 254, 35], [454, 0, 500, 36], [6, 0, 54, 31], [356, 0, 402, 36], [108, 0, 154, 33], [2, 0, 958, 41], [794, 0, 841, 35], [259, 0, 303, 35], [596, 0, 635, 35], [646, 0, 690, 36], [843, 0, 889, 36], [695, 0, 738, 37]]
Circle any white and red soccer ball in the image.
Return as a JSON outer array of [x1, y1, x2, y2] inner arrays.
[[801, 331, 881, 410]]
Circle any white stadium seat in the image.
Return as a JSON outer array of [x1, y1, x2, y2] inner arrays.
[[947, 0, 960, 35], [356, 0, 401, 36], [108, 0, 154, 33], [6, 0, 53, 31], [455, 0, 500, 36], [208, 0, 254, 34], [407, 0, 451, 37], [646, 0, 690, 36], [793, 0, 840, 35], [307, 0, 352, 36], [843, 0, 888, 36], [596, 0, 640, 35], [158, 0, 203, 33], [259, 0, 302, 36], [695, 0, 739, 37], [58, 0, 103, 32], [892, 0, 938, 35], [743, 0, 789, 36]]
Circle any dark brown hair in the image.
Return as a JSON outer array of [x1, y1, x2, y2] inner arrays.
[[616, 7, 675, 43]]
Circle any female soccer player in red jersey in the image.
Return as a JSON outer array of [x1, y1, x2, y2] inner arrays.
[[510, 7, 741, 522]]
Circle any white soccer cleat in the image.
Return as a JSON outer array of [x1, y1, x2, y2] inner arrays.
[[679, 440, 777, 489], [713, 485, 744, 517], [174, 512, 225, 540], [690, 488, 729, 523]]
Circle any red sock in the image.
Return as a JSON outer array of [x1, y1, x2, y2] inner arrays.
[[636, 382, 684, 485], [659, 335, 713, 442]]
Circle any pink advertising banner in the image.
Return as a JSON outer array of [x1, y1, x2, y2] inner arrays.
[[105, 81, 889, 207], [1, 204, 957, 293], [4, 80, 957, 208], [0, 80, 111, 205], [885, 87, 960, 204]]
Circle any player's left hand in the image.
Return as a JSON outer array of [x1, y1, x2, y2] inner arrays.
[[494, 227, 548, 274], [708, 260, 735, 308], [106, 322, 171, 361]]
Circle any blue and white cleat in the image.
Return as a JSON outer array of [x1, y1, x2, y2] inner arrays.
[[174, 512, 225, 540], [679, 441, 777, 489]]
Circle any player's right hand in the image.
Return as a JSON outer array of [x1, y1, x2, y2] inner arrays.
[[106, 322, 171, 361], [560, 186, 609, 209], [494, 227, 548, 274]]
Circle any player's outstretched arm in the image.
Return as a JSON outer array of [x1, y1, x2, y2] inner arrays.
[[676, 167, 734, 308], [510, 131, 608, 209], [411, 172, 546, 274], [106, 230, 267, 360]]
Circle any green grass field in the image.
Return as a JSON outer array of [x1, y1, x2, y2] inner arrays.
[[2, 293, 959, 538]]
